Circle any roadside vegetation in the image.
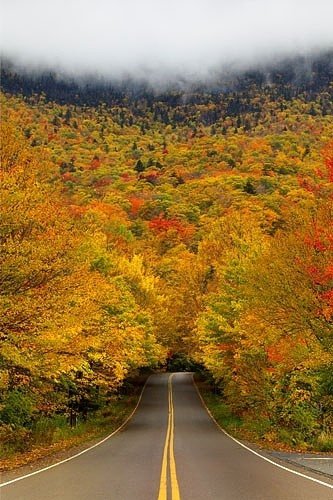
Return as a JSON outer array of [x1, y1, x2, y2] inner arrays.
[[196, 374, 333, 453], [0, 375, 147, 471]]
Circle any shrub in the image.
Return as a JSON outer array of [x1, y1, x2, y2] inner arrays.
[[0, 424, 32, 455], [0, 390, 35, 428]]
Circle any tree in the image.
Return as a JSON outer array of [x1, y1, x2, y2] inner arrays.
[[135, 159, 145, 173]]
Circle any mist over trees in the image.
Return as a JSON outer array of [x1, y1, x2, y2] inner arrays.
[[2, 51, 333, 107]]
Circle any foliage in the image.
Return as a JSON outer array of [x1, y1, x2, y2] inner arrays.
[[1, 68, 332, 451]]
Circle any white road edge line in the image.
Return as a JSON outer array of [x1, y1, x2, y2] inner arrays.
[[0, 376, 151, 488], [191, 374, 333, 490]]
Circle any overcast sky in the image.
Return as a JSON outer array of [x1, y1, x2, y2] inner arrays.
[[1, 0, 333, 82]]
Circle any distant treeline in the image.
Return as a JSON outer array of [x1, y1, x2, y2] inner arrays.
[[1, 51, 333, 116]]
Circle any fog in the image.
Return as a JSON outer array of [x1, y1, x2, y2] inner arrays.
[[1, 0, 333, 83]]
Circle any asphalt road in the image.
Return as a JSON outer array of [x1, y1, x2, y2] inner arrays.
[[1, 373, 333, 500]]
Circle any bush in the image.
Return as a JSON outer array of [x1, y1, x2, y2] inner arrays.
[[0, 424, 32, 455], [0, 390, 35, 427], [277, 403, 319, 441]]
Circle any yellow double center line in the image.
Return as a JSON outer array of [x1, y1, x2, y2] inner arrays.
[[157, 374, 180, 500]]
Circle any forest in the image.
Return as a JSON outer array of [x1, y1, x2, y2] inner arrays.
[[1, 57, 333, 461]]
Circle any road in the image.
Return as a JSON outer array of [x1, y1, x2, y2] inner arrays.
[[1, 373, 333, 499]]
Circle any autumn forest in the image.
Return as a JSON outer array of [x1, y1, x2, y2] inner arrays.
[[1, 56, 333, 462]]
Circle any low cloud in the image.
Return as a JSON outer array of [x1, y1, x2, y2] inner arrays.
[[1, 0, 333, 82]]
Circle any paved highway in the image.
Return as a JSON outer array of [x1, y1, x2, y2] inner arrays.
[[1, 373, 332, 499]]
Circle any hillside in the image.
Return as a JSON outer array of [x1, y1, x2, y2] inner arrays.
[[1, 55, 333, 457]]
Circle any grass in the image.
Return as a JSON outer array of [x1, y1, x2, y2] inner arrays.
[[315, 432, 333, 452]]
